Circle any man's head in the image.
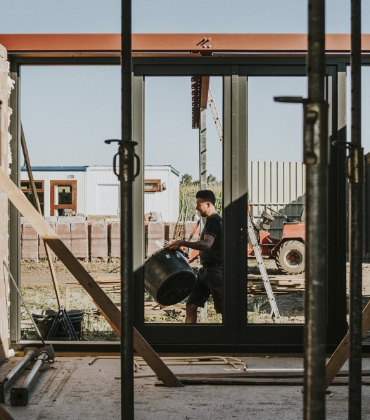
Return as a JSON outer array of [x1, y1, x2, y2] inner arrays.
[[195, 190, 216, 217]]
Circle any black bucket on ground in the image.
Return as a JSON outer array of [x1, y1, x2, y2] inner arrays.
[[32, 309, 84, 339], [144, 248, 195, 306]]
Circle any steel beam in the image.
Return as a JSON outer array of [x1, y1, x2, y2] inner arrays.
[[8, 64, 21, 343], [348, 0, 363, 418], [2, 33, 370, 56], [304, 1, 328, 419]]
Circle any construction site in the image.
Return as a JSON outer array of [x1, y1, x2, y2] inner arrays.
[[0, 0, 370, 419]]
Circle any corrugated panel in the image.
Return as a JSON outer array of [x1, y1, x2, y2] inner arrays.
[[248, 161, 305, 239]]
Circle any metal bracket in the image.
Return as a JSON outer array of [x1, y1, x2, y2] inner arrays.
[[105, 139, 140, 182], [274, 96, 329, 165], [332, 141, 365, 183]]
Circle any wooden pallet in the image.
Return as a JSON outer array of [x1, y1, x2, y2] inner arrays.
[[248, 274, 305, 294]]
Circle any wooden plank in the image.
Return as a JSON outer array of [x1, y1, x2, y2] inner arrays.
[[170, 370, 370, 379], [325, 299, 370, 389], [156, 376, 370, 386], [0, 168, 183, 388]]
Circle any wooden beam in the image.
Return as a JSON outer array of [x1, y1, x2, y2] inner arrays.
[[0, 168, 183, 387], [325, 299, 370, 389]]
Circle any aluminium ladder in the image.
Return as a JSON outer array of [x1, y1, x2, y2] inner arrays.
[[247, 213, 281, 323], [207, 85, 281, 323]]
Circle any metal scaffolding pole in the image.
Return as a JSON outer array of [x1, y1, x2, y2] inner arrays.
[[121, 0, 135, 418], [304, 1, 328, 419], [274, 8, 328, 417], [349, 0, 363, 418]]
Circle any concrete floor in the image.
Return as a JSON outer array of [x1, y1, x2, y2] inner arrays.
[[0, 356, 370, 419]]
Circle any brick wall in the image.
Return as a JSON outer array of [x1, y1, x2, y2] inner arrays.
[[0, 44, 14, 361]]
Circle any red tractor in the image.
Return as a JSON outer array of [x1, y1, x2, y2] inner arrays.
[[248, 208, 306, 275]]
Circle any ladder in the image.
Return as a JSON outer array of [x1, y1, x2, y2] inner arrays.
[[247, 213, 281, 323], [207, 85, 280, 322], [207, 87, 223, 145]]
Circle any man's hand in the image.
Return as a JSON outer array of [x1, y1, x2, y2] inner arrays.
[[168, 240, 184, 251]]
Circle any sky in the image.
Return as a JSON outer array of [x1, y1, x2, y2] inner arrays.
[[1, 0, 370, 180]]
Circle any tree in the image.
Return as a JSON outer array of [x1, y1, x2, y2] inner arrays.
[[207, 174, 217, 185], [180, 173, 193, 185]]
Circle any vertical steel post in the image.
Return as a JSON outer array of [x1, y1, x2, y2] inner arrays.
[[304, 1, 328, 419], [349, 0, 363, 418], [8, 64, 21, 343], [121, 0, 134, 418]]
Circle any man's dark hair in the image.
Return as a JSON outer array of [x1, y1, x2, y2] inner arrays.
[[196, 189, 216, 205]]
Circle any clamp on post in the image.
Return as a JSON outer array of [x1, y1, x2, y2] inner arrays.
[[274, 96, 329, 165], [105, 139, 140, 182], [332, 141, 365, 183]]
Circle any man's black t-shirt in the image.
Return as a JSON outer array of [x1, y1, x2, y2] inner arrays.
[[199, 213, 222, 265]]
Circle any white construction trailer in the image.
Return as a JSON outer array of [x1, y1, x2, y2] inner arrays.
[[20, 165, 180, 222]]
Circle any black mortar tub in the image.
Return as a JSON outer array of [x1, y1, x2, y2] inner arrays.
[[144, 249, 195, 306], [32, 309, 84, 339]]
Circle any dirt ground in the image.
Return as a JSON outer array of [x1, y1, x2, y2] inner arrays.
[[18, 258, 370, 335]]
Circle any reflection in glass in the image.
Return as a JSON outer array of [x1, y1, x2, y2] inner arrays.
[[247, 76, 306, 325]]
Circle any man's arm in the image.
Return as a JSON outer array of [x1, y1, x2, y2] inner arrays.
[[168, 234, 215, 252]]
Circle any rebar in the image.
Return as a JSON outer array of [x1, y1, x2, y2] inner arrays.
[[349, 0, 363, 418]]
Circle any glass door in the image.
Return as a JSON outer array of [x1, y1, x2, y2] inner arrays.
[[132, 61, 346, 349], [133, 65, 236, 345]]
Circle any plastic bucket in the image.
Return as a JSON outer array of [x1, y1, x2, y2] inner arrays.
[[32, 309, 84, 339], [144, 248, 195, 306]]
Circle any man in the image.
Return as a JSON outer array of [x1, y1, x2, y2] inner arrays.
[[169, 190, 222, 323]]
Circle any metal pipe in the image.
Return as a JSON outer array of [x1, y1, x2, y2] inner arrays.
[[304, 1, 328, 419], [0, 349, 37, 403], [349, 0, 363, 418], [121, 0, 134, 418], [10, 352, 49, 406]]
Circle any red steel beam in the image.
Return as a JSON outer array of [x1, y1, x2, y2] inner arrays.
[[1, 33, 370, 55]]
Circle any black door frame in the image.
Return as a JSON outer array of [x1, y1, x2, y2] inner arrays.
[[132, 57, 348, 351]]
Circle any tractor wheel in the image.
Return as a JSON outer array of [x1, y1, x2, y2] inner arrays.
[[275, 240, 305, 275]]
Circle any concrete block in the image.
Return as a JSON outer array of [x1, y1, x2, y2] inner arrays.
[[91, 221, 108, 259], [39, 223, 56, 260], [109, 221, 120, 258], [71, 221, 88, 259], [21, 223, 38, 261], [55, 222, 72, 254]]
